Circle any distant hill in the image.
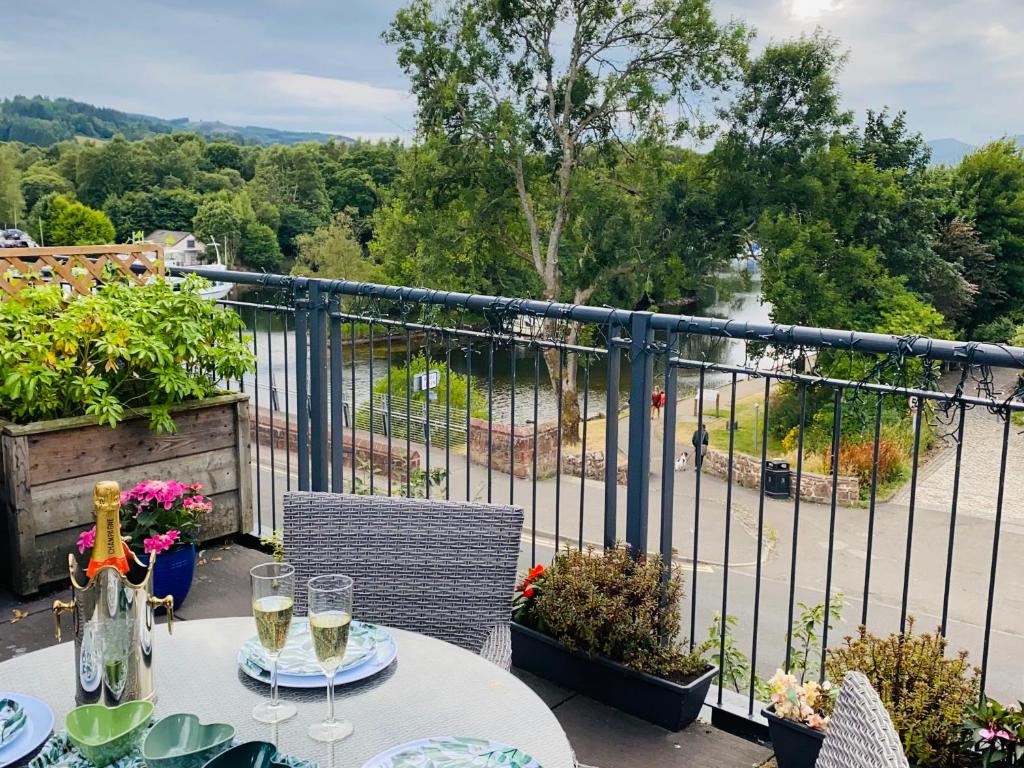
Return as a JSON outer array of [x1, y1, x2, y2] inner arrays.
[[0, 95, 354, 147], [926, 135, 1024, 167]]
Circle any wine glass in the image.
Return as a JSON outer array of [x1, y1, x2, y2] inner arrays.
[[250, 562, 298, 724], [307, 574, 355, 742]]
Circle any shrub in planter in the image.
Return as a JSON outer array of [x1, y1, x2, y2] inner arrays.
[[826, 618, 980, 768], [512, 546, 713, 730], [0, 276, 253, 431], [762, 669, 835, 768], [77, 479, 212, 609]]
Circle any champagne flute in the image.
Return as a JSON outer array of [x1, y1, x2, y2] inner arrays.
[[307, 574, 355, 742], [250, 562, 298, 724]]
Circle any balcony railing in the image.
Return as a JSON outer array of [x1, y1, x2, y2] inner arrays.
[[172, 263, 1024, 731]]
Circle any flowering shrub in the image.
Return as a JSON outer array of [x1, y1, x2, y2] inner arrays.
[[76, 479, 210, 557], [962, 696, 1024, 766], [513, 546, 707, 683], [767, 669, 834, 730]]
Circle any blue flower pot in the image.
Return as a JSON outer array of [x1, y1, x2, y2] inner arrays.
[[141, 543, 197, 613]]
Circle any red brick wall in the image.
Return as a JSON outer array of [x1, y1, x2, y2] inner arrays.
[[467, 418, 560, 478]]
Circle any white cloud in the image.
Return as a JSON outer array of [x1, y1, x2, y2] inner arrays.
[[789, 0, 842, 20], [253, 71, 410, 112]]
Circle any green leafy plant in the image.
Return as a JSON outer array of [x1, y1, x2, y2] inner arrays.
[[790, 593, 845, 685], [352, 467, 447, 498], [260, 529, 285, 562], [826, 617, 981, 767], [697, 612, 751, 694], [514, 546, 708, 683], [0, 276, 254, 431], [962, 695, 1024, 766]]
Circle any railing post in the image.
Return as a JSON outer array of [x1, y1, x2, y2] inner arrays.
[[625, 312, 655, 553], [604, 320, 621, 549], [307, 281, 329, 491], [294, 285, 310, 492]]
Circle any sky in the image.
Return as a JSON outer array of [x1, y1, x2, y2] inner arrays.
[[2, 0, 1022, 145]]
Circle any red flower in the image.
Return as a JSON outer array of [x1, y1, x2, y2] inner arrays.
[[528, 564, 545, 579], [524, 587, 535, 598]]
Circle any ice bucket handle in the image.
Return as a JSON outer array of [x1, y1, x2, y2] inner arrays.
[[148, 595, 175, 634], [52, 600, 75, 643]]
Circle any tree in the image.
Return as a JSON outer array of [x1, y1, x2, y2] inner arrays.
[[927, 217, 987, 328], [239, 221, 282, 271], [32, 194, 116, 245], [387, 0, 749, 436], [193, 197, 245, 264], [0, 145, 25, 227], [950, 140, 1024, 331], [20, 163, 73, 212], [103, 188, 200, 241], [77, 135, 138, 207], [292, 211, 382, 282]]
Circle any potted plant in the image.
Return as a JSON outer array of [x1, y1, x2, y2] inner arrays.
[[77, 479, 211, 609], [0, 274, 254, 595], [825, 618, 981, 768], [961, 695, 1024, 766], [510, 546, 716, 731], [762, 670, 834, 768]]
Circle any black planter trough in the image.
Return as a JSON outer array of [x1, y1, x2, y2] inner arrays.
[[511, 622, 717, 731], [763, 706, 826, 768]]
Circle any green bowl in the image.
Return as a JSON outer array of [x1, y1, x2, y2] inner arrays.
[[65, 700, 154, 765], [201, 741, 289, 768], [142, 714, 235, 768]]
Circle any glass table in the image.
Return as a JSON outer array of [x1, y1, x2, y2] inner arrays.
[[0, 616, 575, 767]]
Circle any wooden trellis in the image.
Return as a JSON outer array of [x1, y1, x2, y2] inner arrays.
[[0, 244, 165, 300]]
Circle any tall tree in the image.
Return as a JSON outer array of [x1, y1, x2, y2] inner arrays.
[[0, 145, 25, 227], [292, 211, 382, 283], [387, 0, 749, 435]]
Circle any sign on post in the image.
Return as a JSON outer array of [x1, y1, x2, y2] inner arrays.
[[413, 370, 441, 392]]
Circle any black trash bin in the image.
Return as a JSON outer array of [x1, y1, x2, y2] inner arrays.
[[765, 460, 791, 499]]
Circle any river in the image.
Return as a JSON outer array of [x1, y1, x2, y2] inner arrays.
[[236, 271, 772, 425]]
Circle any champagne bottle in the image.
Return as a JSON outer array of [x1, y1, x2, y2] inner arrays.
[[86, 481, 130, 577]]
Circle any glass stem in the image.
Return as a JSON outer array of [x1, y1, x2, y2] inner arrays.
[[326, 672, 336, 724], [270, 655, 280, 708]]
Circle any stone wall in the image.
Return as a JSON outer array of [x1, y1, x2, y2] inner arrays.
[[468, 418, 560, 479], [701, 448, 859, 506], [250, 406, 419, 481], [562, 450, 629, 485]]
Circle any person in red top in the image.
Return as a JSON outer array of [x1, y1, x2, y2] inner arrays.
[[651, 385, 666, 418]]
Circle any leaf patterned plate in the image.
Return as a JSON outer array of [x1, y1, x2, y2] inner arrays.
[[238, 622, 397, 689], [239, 619, 377, 677], [360, 737, 541, 768]]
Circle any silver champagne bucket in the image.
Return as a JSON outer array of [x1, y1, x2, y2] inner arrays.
[[53, 554, 174, 706]]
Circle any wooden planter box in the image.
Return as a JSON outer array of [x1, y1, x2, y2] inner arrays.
[[511, 621, 717, 731], [0, 393, 252, 596]]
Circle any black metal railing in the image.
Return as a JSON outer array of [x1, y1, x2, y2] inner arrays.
[[172, 264, 1024, 728]]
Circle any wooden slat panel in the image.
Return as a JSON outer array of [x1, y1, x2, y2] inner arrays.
[[31, 447, 240, 533], [0, 434, 38, 593], [199, 491, 243, 542], [28, 404, 237, 484]]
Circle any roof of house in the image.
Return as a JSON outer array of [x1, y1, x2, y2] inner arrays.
[[146, 230, 201, 248]]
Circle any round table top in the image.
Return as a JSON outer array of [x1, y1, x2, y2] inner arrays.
[[0, 617, 574, 768]]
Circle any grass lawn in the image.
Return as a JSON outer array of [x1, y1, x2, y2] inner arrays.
[[705, 393, 787, 457]]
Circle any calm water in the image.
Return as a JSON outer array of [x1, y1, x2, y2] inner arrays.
[[234, 278, 772, 424]]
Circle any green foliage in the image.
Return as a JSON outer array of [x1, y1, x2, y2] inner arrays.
[[826, 618, 981, 767], [259, 529, 286, 562], [697, 613, 751, 694], [352, 468, 447, 499], [0, 144, 26, 225], [192, 196, 246, 262], [291, 211, 382, 281], [518, 546, 708, 683], [789, 594, 844, 685], [240, 221, 283, 271], [20, 163, 74, 211], [0, 277, 254, 431], [30, 194, 115, 245], [103, 188, 200, 241], [962, 696, 1024, 766]]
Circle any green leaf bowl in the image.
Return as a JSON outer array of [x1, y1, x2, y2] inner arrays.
[[65, 700, 155, 766], [142, 714, 235, 768], [200, 741, 290, 768]]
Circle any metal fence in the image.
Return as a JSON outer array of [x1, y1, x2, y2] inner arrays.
[[172, 264, 1024, 730]]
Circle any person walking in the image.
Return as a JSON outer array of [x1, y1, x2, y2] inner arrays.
[[651, 385, 664, 419], [691, 426, 709, 470]]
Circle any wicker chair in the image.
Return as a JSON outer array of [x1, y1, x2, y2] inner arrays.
[[815, 672, 909, 768], [282, 491, 524, 670]]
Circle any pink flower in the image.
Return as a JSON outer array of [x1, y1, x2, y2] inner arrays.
[[77, 527, 96, 554], [980, 728, 996, 742], [143, 531, 180, 555], [997, 730, 1014, 741]]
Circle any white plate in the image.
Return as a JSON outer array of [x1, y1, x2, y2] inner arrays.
[[239, 619, 378, 677], [361, 736, 541, 768], [238, 622, 397, 690], [0, 692, 54, 768]]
